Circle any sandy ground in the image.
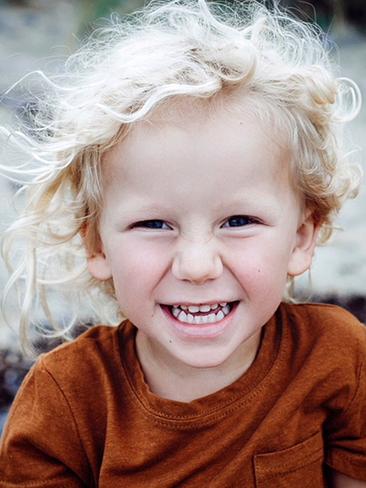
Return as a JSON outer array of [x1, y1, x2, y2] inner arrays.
[[0, 1, 365, 347]]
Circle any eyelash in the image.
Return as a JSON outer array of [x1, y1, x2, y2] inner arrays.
[[130, 220, 172, 230], [221, 215, 259, 228], [130, 215, 259, 230]]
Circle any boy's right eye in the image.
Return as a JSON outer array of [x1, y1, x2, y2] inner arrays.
[[130, 219, 171, 230]]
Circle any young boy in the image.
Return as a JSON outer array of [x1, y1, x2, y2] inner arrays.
[[0, 1, 365, 486]]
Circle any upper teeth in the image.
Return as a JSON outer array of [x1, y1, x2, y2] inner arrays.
[[179, 303, 225, 313], [171, 303, 231, 325]]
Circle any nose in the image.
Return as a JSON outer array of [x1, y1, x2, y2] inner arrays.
[[171, 238, 223, 285]]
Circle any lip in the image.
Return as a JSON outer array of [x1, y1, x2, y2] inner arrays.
[[160, 301, 239, 339]]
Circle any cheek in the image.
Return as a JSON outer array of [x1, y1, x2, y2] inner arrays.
[[107, 238, 169, 298], [232, 240, 291, 293]]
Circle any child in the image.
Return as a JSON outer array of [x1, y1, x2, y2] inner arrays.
[[0, 0, 365, 486]]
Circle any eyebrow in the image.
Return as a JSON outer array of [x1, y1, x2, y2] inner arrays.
[[212, 196, 279, 216], [113, 195, 281, 220], [115, 203, 174, 218]]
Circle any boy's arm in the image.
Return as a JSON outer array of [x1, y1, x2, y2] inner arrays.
[[0, 358, 91, 486], [331, 471, 366, 487]]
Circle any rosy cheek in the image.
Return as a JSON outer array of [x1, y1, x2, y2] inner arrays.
[[232, 245, 285, 288], [110, 239, 168, 286]]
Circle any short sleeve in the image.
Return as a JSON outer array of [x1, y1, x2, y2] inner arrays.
[[0, 358, 92, 487], [325, 331, 366, 481]]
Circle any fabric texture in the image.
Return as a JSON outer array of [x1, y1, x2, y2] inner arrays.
[[0, 303, 365, 487]]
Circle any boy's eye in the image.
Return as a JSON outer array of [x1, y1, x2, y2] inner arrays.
[[222, 215, 258, 227], [131, 219, 171, 230]]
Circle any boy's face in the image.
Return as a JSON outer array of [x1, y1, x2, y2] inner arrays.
[[88, 98, 317, 371]]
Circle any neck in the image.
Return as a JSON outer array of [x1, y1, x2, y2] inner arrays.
[[135, 330, 262, 403]]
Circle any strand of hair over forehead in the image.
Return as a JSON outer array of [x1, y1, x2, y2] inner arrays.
[[0, 0, 362, 355]]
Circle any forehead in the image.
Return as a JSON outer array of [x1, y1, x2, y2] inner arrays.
[[98, 95, 303, 225], [132, 91, 287, 142], [102, 93, 292, 188]]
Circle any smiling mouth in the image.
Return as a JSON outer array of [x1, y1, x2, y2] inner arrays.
[[163, 301, 238, 325]]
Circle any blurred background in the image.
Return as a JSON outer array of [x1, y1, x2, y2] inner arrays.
[[0, 0, 365, 431]]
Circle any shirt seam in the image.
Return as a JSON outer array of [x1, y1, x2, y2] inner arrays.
[[256, 445, 323, 472], [341, 358, 364, 417], [39, 358, 91, 481], [0, 475, 82, 488], [326, 449, 366, 477], [256, 449, 323, 481]]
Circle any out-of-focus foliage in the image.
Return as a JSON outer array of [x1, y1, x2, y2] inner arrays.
[[78, 0, 144, 35], [75, 0, 366, 35], [281, 0, 366, 31], [1, 0, 365, 33]]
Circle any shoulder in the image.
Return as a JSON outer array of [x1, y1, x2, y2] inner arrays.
[[279, 302, 366, 367], [274, 303, 366, 419], [40, 324, 120, 369], [35, 322, 132, 397], [19, 322, 134, 442], [281, 301, 365, 341]]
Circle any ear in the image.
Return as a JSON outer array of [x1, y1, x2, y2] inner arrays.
[[87, 251, 113, 281], [83, 222, 113, 281], [287, 211, 320, 277]]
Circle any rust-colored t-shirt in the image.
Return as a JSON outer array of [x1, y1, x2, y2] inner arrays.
[[0, 303, 365, 487]]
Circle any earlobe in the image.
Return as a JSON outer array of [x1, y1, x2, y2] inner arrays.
[[87, 253, 113, 281], [83, 221, 112, 281], [287, 213, 320, 277]]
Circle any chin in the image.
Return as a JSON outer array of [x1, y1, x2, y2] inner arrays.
[[178, 349, 235, 369]]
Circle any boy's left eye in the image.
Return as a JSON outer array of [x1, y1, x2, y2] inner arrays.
[[222, 215, 258, 227], [131, 219, 171, 230]]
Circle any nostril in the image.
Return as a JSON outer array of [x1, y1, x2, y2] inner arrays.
[[171, 250, 223, 283]]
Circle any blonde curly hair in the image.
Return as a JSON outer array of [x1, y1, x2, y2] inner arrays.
[[0, 0, 361, 354]]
